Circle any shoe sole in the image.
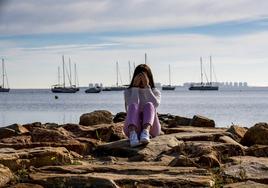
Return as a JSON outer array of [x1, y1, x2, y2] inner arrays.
[[130, 142, 141, 147], [140, 138, 150, 144]]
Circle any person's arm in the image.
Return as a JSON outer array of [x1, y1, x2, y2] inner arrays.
[[124, 74, 142, 112], [139, 72, 161, 107], [124, 87, 140, 112], [139, 87, 161, 108]]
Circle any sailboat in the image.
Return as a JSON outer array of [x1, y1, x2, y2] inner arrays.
[[0, 59, 10, 92], [110, 61, 127, 91], [189, 56, 219, 91], [51, 56, 78, 93], [162, 64, 175, 90]]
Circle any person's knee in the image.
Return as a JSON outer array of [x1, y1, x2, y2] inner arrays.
[[150, 130, 160, 137], [144, 102, 154, 110], [129, 103, 139, 110], [150, 126, 161, 137]]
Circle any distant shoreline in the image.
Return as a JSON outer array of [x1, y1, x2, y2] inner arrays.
[[4, 86, 268, 91]]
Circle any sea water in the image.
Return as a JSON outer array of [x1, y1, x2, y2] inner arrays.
[[0, 88, 268, 127]]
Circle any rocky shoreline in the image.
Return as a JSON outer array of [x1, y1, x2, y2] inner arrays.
[[0, 110, 267, 187]]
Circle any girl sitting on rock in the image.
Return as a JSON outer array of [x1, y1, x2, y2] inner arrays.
[[123, 64, 161, 147]]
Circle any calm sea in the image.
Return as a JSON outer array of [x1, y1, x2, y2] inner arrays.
[[0, 88, 268, 128]]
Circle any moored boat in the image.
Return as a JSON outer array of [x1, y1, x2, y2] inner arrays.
[[162, 64, 175, 91], [189, 56, 219, 91], [85, 86, 102, 93], [51, 56, 78, 93]]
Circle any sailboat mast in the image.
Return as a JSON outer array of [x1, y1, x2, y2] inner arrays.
[[200, 57, 203, 84], [145, 53, 147, 64], [128, 61, 132, 83], [58, 66, 60, 86], [2, 59, 4, 88], [74, 63, 79, 87], [116, 61, 119, 87], [210, 56, 212, 84], [69, 57, 72, 86], [169, 64, 171, 86], [62, 55, 65, 88], [74, 64, 76, 86]]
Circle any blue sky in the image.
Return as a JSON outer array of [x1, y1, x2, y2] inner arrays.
[[1, 0, 268, 88]]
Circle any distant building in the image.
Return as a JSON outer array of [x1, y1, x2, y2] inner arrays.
[[89, 83, 103, 87], [234, 82, 238, 87], [155, 82, 162, 88], [182, 81, 249, 88]]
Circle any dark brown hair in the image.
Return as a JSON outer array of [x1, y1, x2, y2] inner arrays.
[[129, 64, 155, 88]]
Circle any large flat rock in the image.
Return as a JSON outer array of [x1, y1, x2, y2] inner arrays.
[[29, 162, 214, 188], [95, 134, 181, 161], [173, 132, 232, 142], [163, 126, 227, 134], [0, 147, 73, 171], [0, 141, 89, 156], [223, 156, 268, 184], [223, 180, 268, 188]]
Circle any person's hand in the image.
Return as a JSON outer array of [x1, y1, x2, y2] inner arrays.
[[133, 74, 141, 87], [140, 72, 150, 88]]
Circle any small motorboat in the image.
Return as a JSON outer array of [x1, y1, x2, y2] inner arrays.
[[85, 86, 102, 93]]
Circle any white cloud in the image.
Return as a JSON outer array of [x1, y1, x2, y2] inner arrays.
[[0, 0, 268, 35]]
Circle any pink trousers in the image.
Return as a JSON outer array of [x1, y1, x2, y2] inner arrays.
[[124, 102, 161, 138]]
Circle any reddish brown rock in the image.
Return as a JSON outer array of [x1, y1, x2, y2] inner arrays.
[[169, 155, 198, 167], [190, 115, 215, 127], [223, 180, 268, 188], [167, 115, 192, 127], [4, 124, 30, 135], [218, 135, 246, 149], [163, 126, 226, 135], [0, 124, 30, 140], [240, 123, 268, 146], [0, 164, 13, 187], [0, 142, 89, 156], [158, 113, 175, 125], [113, 112, 126, 123], [63, 123, 125, 142], [0, 147, 73, 171], [0, 128, 16, 139], [223, 156, 268, 184], [198, 152, 221, 168], [227, 125, 247, 142], [79, 110, 113, 126], [22, 122, 43, 132], [0, 135, 32, 144], [95, 134, 181, 161], [31, 127, 72, 142], [29, 162, 214, 188], [9, 183, 44, 188], [245, 145, 268, 157]]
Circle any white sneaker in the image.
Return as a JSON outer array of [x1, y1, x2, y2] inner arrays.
[[140, 129, 150, 144], [129, 131, 140, 147]]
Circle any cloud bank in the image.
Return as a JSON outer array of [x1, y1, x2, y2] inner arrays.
[[1, 0, 268, 35]]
